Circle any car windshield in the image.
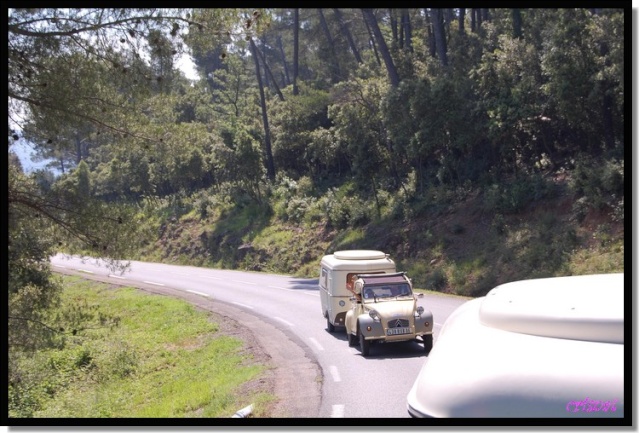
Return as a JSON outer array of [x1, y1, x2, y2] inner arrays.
[[362, 283, 412, 301]]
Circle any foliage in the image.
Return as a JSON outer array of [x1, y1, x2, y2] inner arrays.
[[483, 173, 555, 214], [569, 156, 624, 212], [9, 278, 270, 418], [270, 85, 332, 178]]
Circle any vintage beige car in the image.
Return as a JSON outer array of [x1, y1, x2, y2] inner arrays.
[[345, 272, 434, 356]]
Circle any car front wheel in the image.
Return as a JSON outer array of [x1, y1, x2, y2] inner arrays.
[[359, 326, 370, 356], [423, 334, 433, 355], [347, 330, 358, 347]]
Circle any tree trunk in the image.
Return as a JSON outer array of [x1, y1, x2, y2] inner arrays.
[[401, 9, 412, 52], [249, 38, 276, 181], [431, 9, 448, 67], [276, 35, 291, 86], [482, 8, 490, 22], [260, 35, 269, 89], [425, 10, 436, 58], [255, 40, 285, 101], [591, 8, 615, 152], [471, 8, 479, 32], [293, 8, 299, 96], [361, 8, 400, 87], [475, 9, 483, 29], [75, 134, 83, 165], [389, 9, 399, 46], [458, 8, 466, 34], [333, 8, 362, 64], [362, 11, 382, 66], [512, 8, 522, 39], [318, 8, 341, 83]]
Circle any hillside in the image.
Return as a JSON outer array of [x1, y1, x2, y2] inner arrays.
[[141, 173, 625, 298]]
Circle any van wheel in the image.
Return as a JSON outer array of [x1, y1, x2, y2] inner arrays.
[[347, 330, 358, 347], [327, 316, 335, 333], [423, 334, 433, 355], [359, 326, 370, 356]]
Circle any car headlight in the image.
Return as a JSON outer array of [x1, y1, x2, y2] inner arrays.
[[369, 309, 381, 321], [416, 306, 424, 316]]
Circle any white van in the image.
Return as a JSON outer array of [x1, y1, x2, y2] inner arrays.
[[319, 250, 396, 332]]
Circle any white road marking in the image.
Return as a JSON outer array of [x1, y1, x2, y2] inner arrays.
[[52, 265, 66, 269], [143, 281, 165, 286], [309, 337, 324, 351], [203, 276, 222, 280], [232, 302, 254, 310], [187, 290, 209, 297], [234, 280, 257, 285], [303, 292, 320, 297], [331, 404, 345, 418], [274, 317, 294, 327], [170, 272, 192, 276], [329, 365, 341, 382], [78, 269, 94, 274], [108, 274, 125, 279], [435, 322, 443, 327], [268, 285, 295, 291]]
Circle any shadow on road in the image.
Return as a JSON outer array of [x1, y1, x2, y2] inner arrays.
[[287, 278, 319, 291], [326, 330, 431, 360]]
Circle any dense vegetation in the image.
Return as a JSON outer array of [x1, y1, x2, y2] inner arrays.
[[8, 8, 626, 417]]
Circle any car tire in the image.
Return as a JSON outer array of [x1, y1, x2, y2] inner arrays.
[[423, 334, 433, 355], [359, 326, 370, 356], [347, 330, 358, 347], [327, 316, 335, 333]]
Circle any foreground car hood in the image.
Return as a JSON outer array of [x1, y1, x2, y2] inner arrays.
[[407, 273, 624, 418]]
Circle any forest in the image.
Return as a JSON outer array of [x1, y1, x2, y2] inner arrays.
[[8, 7, 626, 416]]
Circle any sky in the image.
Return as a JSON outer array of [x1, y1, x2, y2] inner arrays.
[[176, 51, 199, 81]]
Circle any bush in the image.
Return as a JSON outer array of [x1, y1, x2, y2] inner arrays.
[[425, 268, 447, 291], [483, 174, 553, 214], [569, 157, 624, 211], [286, 197, 313, 223]]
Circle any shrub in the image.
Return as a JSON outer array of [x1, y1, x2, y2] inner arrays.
[[483, 174, 552, 214], [425, 268, 447, 291], [569, 157, 624, 211]]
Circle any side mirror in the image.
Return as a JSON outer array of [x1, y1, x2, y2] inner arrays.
[[416, 293, 424, 298]]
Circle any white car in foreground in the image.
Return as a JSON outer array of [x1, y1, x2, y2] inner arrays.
[[407, 273, 625, 419]]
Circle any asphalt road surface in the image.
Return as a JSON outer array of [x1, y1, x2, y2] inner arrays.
[[50, 253, 470, 419]]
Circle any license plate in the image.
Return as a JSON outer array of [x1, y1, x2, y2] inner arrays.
[[387, 327, 411, 336]]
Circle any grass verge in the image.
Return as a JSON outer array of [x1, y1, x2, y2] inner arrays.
[[10, 275, 273, 418]]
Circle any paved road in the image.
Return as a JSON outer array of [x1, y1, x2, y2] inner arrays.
[[50, 253, 470, 419]]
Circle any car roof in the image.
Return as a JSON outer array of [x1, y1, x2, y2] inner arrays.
[[479, 273, 624, 343]]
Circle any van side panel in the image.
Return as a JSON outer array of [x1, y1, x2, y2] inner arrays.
[[319, 267, 330, 318]]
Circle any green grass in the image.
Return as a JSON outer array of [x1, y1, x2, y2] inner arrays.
[[13, 276, 273, 418]]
